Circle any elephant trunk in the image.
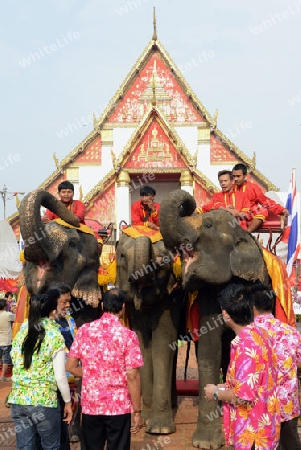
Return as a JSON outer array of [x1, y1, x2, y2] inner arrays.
[[159, 189, 199, 251], [130, 236, 154, 285], [19, 190, 80, 263]]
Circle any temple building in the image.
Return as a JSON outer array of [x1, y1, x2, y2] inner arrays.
[[9, 13, 285, 244]]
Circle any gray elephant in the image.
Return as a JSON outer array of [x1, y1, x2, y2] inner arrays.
[[159, 189, 271, 449], [115, 231, 184, 434], [19, 190, 101, 323], [19, 189, 102, 443]]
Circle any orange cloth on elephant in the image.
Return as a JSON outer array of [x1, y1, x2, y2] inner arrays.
[[122, 225, 163, 243], [262, 248, 295, 327], [12, 286, 30, 339], [54, 219, 96, 236]]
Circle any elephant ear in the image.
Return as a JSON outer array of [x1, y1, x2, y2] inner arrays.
[[230, 234, 267, 283]]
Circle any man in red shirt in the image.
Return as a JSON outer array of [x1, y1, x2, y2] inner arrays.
[[198, 170, 251, 229], [131, 186, 160, 230], [232, 163, 288, 233], [43, 180, 86, 225]]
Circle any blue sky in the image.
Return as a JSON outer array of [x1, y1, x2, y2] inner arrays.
[[1, 0, 300, 218]]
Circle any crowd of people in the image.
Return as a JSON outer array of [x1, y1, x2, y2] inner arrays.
[[0, 170, 298, 450]]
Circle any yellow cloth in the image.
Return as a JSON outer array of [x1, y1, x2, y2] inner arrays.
[[54, 218, 95, 236], [173, 255, 182, 280], [98, 259, 117, 286], [187, 291, 199, 333], [122, 225, 163, 243], [262, 248, 295, 326]]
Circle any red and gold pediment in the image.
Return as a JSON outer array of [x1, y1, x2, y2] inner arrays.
[[75, 136, 101, 164], [86, 182, 115, 226], [108, 53, 203, 124], [210, 134, 237, 164], [47, 178, 65, 198], [123, 118, 187, 170], [194, 180, 214, 207]]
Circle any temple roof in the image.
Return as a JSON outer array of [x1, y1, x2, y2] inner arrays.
[[8, 21, 278, 226]]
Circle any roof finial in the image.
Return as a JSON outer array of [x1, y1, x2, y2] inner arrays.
[[152, 74, 156, 106], [152, 7, 157, 41]]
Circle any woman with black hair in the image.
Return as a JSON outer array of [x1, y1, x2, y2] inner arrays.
[[9, 290, 72, 449]]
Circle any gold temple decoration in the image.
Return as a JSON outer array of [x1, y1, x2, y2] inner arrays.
[[79, 185, 83, 201], [180, 170, 193, 187], [140, 60, 171, 117], [15, 195, 21, 210], [192, 148, 198, 168], [93, 113, 98, 130], [152, 7, 157, 41], [138, 125, 173, 162], [110, 148, 117, 169], [251, 151, 256, 169], [53, 152, 60, 170], [212, 109, 218, 128], [117, 170, 131, 187], [152, 74, 156, 107], [197, 125, 210, 143]]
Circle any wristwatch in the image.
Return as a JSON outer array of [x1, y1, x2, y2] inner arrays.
[[213, 388, 219, 401]]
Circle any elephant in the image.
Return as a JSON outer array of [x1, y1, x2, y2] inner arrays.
[[115, 231, 185, 434], [159, 189, 272, 449], [19, 189, 102, 442], [19, 190, 101, 323]]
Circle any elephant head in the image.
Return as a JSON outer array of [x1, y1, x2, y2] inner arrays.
[[19, 190, 100, 307], [159, 189, 269, 291], [116, 233, 176, 310]]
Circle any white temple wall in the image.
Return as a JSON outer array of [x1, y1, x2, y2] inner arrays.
[[174, 126, 198, 155], [112, 127, 136, 158]]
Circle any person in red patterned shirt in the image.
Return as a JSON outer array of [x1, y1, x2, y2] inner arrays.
[[198, 170, 251, 229], [252, 283, 301, 450], [232, 163, 288, 233], [66, 288, 144, 450], [42, 180, 86, 225], [131, 185, 160, 231]]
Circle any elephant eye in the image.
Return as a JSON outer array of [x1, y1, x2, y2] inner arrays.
[[69, 240, 77, 248], [204, 219, 213, 229]]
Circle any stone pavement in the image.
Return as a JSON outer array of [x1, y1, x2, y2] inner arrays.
[[0, 342, 231, 450]]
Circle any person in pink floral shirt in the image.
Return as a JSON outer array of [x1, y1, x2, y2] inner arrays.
[[66, 288, 144, 450], [251, 283, 301, 450], [204, 283, 280, 450]]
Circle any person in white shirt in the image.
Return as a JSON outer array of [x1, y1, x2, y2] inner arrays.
[[0, 298, 15, 381]]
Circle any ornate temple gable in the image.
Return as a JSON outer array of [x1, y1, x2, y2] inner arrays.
[[194, 168, 219, 194], [75, 136, 101, 165], [210, 134, 237, 164], [113, 107, 195, 172], [194, 180, 213, 208], [93, 37, 214, 130], [86, 181, 115, 226], [108, 53, 203, 124], [212, 129, 278, 192], [124, 119, 187, 170]]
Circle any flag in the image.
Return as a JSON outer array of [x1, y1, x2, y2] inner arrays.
[[285, 169, 300, 279]]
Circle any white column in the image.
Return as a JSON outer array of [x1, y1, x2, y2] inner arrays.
[[180, 170, 193, 195], [115, 170, 131, 240]]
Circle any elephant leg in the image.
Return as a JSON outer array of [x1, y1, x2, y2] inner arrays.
[[145, 308, 178, 435], [135, 329, 154, 424], [192, 312, 225, 449]]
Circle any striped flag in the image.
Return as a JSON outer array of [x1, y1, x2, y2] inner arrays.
[[285, 169, 300, 280]]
